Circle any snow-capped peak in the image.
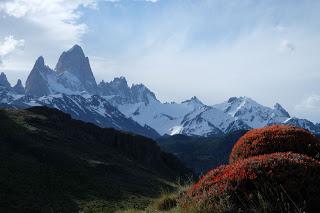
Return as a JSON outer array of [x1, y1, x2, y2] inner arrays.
[[3, 44, 319, 138], [212, 96, 290, 129], [99, 77, 158, 105], [215, 96, 259, 116], [284, 117, 319, 134], [131, 83, 158, 104], [182, 96, 204, 106], [228, 96, 257, 105]]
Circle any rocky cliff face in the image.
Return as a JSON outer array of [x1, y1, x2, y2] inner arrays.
[[99, 77, 131, 97], [25, 45, 99, 97], [12, 79, 25, 94], [55, 45, 98, 94], [0, 72, 11, 89], [273, 103, 290, 118], [25, 56, 52, 97], [98, 77, 158, 105]]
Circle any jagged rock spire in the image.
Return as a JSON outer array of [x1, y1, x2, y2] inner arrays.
[[25, 56, 51, 97], [99, 76, 158, 104], [55, 44, 97, 94], [13, 79, 25, 94], [0, 72, 11, 89], [274, 103, 290, 117]]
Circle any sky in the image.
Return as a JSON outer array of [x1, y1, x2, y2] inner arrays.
[[0, 0, 320, 122]]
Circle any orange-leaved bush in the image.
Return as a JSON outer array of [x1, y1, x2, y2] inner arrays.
[[229, 125, 320, 163], [180, 152, 320, 212]]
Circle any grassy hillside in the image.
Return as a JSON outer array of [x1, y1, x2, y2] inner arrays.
[[0, 107, 190, 213]]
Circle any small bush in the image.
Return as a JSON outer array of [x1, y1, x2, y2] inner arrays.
[[180, 152, 320, 212], [229, 125, 320, 163], [155, 197, 177, 211]]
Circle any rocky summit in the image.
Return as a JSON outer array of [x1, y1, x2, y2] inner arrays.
[[55, 44, 98, 94]]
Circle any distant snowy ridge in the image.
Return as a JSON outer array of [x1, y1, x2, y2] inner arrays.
[[0, 44, 319, 138], [110, 89, 320, 136]]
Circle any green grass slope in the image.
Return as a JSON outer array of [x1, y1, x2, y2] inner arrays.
[[0, 107, 190, 213]]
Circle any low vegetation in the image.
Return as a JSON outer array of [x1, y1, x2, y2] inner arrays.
[[180, 152, 320, 212], [229, 125, 320, 163], [178, 125, 320, 213], [120, 125, 320, 213]]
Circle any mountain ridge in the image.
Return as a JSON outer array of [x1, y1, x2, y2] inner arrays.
[[1, 44, 319, 138]]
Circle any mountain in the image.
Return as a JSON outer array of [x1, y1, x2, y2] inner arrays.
[[1, 44, 319, 138], [0, 107, 190, 212], [26, 45, 97, 96], [12, 79, 25, 94], [25, 56, 53, 96], [274, 102, 290, 117], [17, 46, 160, 139], [284, 117, 320, 136], [99, 77, 158, 105], [0, 72, 11, 90], [113, 94, 320, 137], [55, 44, 98, 94], [1, 91, 160, 139], [213, 97, 290, 127]]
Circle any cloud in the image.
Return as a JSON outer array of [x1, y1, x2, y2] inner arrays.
[[0, 35, 24, 66], [296, 95, 320, 110], [0, 0, 101, 82], [0, 35, 24, 56], [143, 0, 159, 2], [0, 0, 96, 43], [295, 95, 320, 122], [279, 40, 295, 52]]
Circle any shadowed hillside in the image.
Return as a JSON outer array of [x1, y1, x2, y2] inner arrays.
[[158, 131, 247, 175], [0, 107, 190, 213]]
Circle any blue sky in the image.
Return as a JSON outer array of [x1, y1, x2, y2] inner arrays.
[[0, 0, 320, 122]]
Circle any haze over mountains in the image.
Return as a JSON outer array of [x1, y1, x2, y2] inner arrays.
[[0, 45, 319, 138]]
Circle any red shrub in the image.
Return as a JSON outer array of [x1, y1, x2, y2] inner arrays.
[[229, 125, 320, 163], [180, 152, 320, 212]]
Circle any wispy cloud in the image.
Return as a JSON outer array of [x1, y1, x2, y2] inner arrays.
[[295, 95, 320, 123], [0, 35, 24, 66], [0, 35, 24, 56], [0, 0, 102, 80], [0, 0, 97, 43]]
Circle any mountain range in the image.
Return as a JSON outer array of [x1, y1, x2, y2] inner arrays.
[[1, 44, 319, 138]]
